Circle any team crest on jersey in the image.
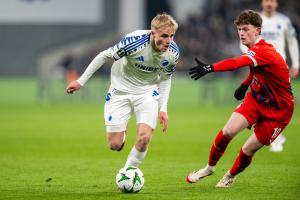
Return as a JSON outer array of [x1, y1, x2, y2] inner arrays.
[[160, 60, 169, 68], [247, 50, 256, 57], [277, 24, 281, 30]]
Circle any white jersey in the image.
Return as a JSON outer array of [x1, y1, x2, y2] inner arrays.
[[77, 30, 179, 111], [240, 12, 299, 69], [109, 30, 179, 93], [261, 12, 295, 60]]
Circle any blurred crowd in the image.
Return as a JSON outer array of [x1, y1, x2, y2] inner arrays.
[[63, 0, 300, 75], [176, 0, 300, 71]]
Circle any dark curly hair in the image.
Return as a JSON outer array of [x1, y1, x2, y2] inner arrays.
[[234, 9, 262, 28]]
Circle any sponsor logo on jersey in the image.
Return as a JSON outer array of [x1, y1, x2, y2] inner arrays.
[[247, 50, 256, 57], [160, 60, 169, 67], [134, 63, 157, 72]]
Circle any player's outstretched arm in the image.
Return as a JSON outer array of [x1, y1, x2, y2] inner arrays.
[[189, 56, 253, 80], [66, 81, 81, 94], [189, 58, 214, 80]]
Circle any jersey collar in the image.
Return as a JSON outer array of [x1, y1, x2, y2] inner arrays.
[[255, 36, 262, 45]]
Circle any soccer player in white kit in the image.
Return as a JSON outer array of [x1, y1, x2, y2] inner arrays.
[[66, 13, 179, 168], [237, 0, 299, 152]]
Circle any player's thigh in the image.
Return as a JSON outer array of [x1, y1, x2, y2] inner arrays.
[[222, 112, 249, 138], [234, 94, 259, 122], [134, 93, 159, 130], [104, 89, 133, 132], [242, 133, 264, 156]]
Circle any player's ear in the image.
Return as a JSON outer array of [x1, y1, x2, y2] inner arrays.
[[256, 27, 261, 35]]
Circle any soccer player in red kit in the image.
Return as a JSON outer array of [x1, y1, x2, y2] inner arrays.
[[186, 9, 294, 188], [238, 0, 299, 153]]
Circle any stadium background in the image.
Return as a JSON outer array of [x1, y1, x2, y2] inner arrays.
[[0, 0, 299, 199]]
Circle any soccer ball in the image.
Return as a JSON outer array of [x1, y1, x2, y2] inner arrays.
[[116, 166, 144, 193]]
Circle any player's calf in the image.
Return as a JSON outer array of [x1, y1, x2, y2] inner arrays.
[[136, 127, 153, 152]]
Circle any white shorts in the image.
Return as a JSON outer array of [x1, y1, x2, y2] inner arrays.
[[104, 87, 159, 132]]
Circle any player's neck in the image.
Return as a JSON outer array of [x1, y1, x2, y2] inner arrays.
[[263, 10, 276, 18], [247, 36, 262, 48]]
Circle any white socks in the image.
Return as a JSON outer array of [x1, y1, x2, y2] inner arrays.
[[125, 146, 148, 167], [206, 164, 216, 172]]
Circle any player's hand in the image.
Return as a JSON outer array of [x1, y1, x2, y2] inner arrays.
[[159, 111, 168, 133], [290, 67, 299, 78], [189, 58, 214, 80], [66, 81, 81, 94], [234, 84, 249, 100]]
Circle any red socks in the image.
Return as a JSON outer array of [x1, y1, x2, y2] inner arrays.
[[208, 130, 232, 166], [208, 130, 253, 176], [230, 149, 253, 176]]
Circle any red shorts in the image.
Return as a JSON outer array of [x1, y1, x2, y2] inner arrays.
[[234, 93, 294, 145]]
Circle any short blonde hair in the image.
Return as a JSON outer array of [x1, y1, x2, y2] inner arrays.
[[151, 13, 178, 31]]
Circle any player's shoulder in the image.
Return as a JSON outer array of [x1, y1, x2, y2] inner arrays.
[[250, 39, 279, 60], [275, 12, 290, 20], [261, 12, 291, 24], [167, 41, 180, 61], [118, 30, 151, 55], [249, 39, 271, 53], [169, 41, 179, 52], [120, 30, 151, 46], [125, 30, 151, 38], [111, 30, 151, 60], [274, 12, 292, 24]]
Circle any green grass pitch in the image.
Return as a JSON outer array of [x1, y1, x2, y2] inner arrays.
[[0, 77, 299, 200]]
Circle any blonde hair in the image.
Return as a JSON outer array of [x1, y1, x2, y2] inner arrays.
[[151, 13, 178, 31]]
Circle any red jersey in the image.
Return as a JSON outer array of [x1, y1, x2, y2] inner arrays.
[[213, 39, 293, 108]]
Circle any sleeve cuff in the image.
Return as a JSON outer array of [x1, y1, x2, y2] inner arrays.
[[76, 79, 85, 86], [159, 106, 167, 112]]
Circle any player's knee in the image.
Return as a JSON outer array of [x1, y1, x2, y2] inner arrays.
[[137, 135, 151, 148], [222, 127, 237, 138], [107, 132, 125, 151], [109, 142, 124, 151], [242, 146, 257, 156]]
